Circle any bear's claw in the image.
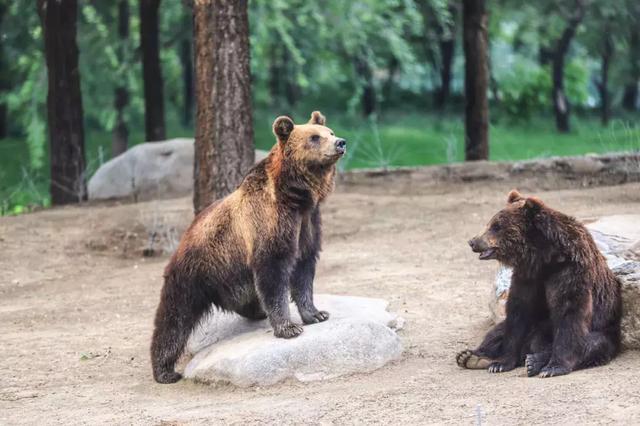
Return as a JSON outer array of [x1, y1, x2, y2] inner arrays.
[[525, 353, 549, 377], [539, 364, 571, 378], [273, 321, 304, 339], [301, 310, 330, 324]]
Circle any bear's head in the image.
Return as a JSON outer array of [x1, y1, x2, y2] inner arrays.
[[468, 190, 548, 267], [271, 111, 346, 168]]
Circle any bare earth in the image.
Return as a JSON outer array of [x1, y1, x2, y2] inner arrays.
[[2, 175, 640, 425]]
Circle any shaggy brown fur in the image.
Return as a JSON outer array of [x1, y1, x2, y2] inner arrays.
[[457, 190, 621, 378], [150, 111, 346, 383]]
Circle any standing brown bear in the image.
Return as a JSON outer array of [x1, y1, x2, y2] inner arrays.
[[151, 111, 346, 384], [457, 190, 621, 378]]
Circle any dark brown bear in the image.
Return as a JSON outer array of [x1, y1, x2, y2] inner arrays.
[[457, 190, 621, 378], [150, 111, 346, 384]]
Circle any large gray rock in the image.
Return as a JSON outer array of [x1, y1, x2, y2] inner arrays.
[[184, 294, 404, 387], [490, 214, 640, 349], [88, 138, 268, 201]]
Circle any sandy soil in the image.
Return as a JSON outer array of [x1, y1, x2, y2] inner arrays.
[[1, 176, 640, 425]]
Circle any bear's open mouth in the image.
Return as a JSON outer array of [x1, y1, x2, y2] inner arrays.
[[478, 248, 497, 260]]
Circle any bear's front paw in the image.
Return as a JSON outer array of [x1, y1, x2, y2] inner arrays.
[[301, 310, 330, 324], [539, 364, 571, 378], [525, 353, 550, 377], [487, 360, 516, 373], [456, 349, 492, 369], [273, 321, 304, 339]]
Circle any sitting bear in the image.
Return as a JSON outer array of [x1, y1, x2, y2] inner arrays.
[[457, 190, 621, 378], [150, 111, 346, 383]]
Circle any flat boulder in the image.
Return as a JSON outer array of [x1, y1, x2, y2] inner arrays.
[[184, 294, 404, 387], [88, 138, 268, 201], [490, 214, 640, 349]]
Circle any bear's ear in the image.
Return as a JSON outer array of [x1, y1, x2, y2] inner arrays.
[[507, 189, 524, 204], [308, 111, 326, 126], [273, 116, 294, 143], [523, 196, 544, 213]]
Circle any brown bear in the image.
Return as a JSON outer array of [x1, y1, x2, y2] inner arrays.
[[150, 111, 346, 384], [457, 190, 621, 378]]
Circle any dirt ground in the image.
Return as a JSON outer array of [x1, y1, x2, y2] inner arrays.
[[2, 175, 640, 425]]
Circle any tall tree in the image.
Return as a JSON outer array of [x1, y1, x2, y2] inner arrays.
[[462, 0, 489, 161], [436, 3, 457, 108], [192, 0, 254, 215], [622, 1, 640, 111], [38, 0, 87, 204], [0, 2, 8, 139], [140, 0, 166, 141], [548, 0, 586, 133], [112, 0, 130, 157]]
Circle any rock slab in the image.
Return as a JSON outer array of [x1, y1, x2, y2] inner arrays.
[[88, 138, 268, 201], [184, 294, 404, 387], [490, 214, 640, 349]]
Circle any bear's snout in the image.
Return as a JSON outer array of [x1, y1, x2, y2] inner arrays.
[[335, 138, 347, 154]]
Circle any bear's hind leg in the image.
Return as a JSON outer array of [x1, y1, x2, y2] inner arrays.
[[151, 278, 209, 384], [456, 321, 505, 369], [577, 331, 618, 370]]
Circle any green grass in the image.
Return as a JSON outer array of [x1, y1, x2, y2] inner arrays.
[[1, 111, 639, 215]]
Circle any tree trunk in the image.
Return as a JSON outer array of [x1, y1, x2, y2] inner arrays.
[[435, 4, 456, 109], [112, 0, 130, 157], [550, 1, 585, 133], [140, 0, 166, 141], [192, 0, 254, 215], [39, 0, 87, 205], [180, 39, 193, 127], [0, 2, 9, 138], [462, 0, 489, 161], [599, 30, 613, 126], [180, 11, 194, 128], [622, 25, 640, 111], [354, 54, 376, 117]]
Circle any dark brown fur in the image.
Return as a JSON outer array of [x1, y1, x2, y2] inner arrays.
[[457, 190, 621, 378], [150, 111, 346, 383]]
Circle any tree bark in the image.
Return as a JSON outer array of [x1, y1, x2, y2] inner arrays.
[[192, 0, 254, 215], [598, 30, 613, 126], [435, 4, 457, 109], [112, 0, 130, 157], [180, 10, 194, 127], [462, 0, 489, 161], [140, 0, 166, 141], [354, 54, 376, 117], [38, 0, 87, 205], [0, 2, 7, 139], [622, 24, 640, 111], [550, 1, 585, 133]]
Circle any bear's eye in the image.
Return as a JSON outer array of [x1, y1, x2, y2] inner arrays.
[[490, 223, 501, 232], [310, 135, 321, 143]]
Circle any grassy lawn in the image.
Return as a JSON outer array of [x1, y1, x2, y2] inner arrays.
[[1, 111, 639, 214]]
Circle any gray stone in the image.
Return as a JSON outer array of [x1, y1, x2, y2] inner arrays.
[[88, 138, 268, 201], [184, 294, 404, 387], [489, 215, 640, 349]]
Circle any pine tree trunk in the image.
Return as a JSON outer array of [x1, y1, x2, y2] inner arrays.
[[192, 0, 254, 215], [0, 2, 8, 139], [599, 31, 613, 126], [180, 10, 194, 128], [38, 0, 87, 205], [622, 25, 640, 111], [112, 0, 130, 157], [462, 0, 489, 161], [550, 1, 585, 133], [435, 3, 456, 109], [140, 0, 166, 141], [354, 54, 376, 117]]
